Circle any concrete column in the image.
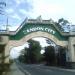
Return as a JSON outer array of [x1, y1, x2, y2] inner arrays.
[[4, 44, 13, 64], [0, 45, 5, 64], [67, 37, 75, 68], [4, 40, 23, 64], [68, 37, 75, 62]]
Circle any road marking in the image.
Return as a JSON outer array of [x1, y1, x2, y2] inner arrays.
[[24, 69, 31, 75], [15, 62, 31, 75]]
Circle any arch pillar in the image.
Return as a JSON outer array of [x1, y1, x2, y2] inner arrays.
[[68, 37, 75, 62], [65, 37, 75, 68]]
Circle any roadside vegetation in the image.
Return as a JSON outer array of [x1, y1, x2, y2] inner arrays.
[[18, 39, 67, 67]]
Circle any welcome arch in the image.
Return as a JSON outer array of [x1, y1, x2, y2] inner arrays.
[[1, 17, 75, 69], [4, 18, 69, 63], [1, 18, 75, 69], [5, 31, 68, 63]]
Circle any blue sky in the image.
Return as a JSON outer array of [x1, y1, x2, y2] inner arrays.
[[0, 0, 75, 30]]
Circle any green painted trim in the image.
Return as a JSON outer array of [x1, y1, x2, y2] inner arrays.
[[9, 23, 68, 41]]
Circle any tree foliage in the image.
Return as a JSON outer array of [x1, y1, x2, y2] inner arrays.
[[44, 46, 56, 65], [18, 39, 67, 67], [58, 18, 69, 26], [57, 46, 66, 66], [19, 39, 42, 64], [44, 45, 66, 66], [55, 18, 70, 32]]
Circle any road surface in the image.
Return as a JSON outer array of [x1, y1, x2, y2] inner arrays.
[[15, 60, 75, 75]]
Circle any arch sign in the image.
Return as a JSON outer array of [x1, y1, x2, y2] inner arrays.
[[23, 26, 55, 35], [9, 20, 68, 41]]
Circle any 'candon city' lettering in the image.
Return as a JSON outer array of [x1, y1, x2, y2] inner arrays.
[[23, 27, 55, 34]]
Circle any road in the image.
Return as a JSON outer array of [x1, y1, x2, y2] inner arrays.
[[15, 60, 75, 75]]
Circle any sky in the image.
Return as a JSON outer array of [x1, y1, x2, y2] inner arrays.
[[0, 0, 75, 30]]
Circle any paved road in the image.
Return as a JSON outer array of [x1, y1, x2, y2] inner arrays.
[[16, 61, 75, 75]]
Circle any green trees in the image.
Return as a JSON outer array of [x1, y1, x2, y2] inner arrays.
[[58, 18, 69, 26], [18, 39, 66, 67], [19, 39, 42, 63], [44, 45, 66, 66], [27, 39, 42, 63], [57, 46, 66, 66], [55, 18, 70, 32], [44, 46, 56, 65]]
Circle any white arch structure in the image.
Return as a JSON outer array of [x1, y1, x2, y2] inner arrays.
[[5, 31, 68, 63]]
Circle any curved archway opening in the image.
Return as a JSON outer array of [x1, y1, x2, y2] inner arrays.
[[10, 36, 67, 67], [5, 31, 67, 64]]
